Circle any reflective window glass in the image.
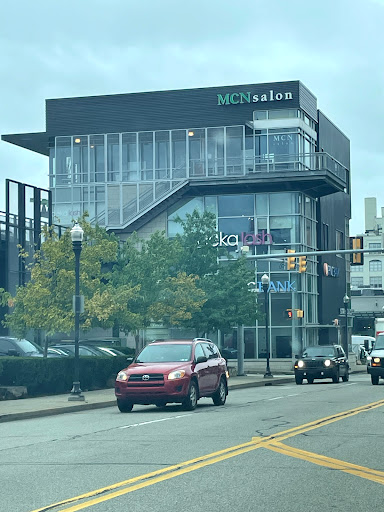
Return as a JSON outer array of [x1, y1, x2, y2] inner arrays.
[[270, 193, 299, 215], [189, 129, 205, 177], [171, 130, 186, 178], [139, 132, 153, 180], [122, 133, 138, 181], [218, 195, 253, 217], [155, 131, 170, 179]]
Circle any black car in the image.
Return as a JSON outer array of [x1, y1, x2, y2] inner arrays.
[[0, 336, 63, 357], [294, 344, 349, 384]]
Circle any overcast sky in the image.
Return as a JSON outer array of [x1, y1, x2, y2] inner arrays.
[[1, 0, 383, 234]]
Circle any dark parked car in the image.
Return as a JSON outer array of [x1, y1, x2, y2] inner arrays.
[[294, 344, 349, 384], [49, 343, 114, 357], [0, 337, 63, 357], [115, 338, 229, 412]]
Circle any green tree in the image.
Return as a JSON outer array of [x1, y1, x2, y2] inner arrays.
[[0, 219, 141, 338], [173, 209, 261, 336], [112, 231, 206, 336]]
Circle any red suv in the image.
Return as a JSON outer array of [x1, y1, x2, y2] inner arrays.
[[115, 338, 228, 412]]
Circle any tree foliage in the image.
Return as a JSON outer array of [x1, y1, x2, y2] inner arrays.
[[0, 219, 140, 337]]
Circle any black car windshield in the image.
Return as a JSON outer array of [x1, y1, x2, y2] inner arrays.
[[302, 347, 336, 358], [136, 344, 192, 363]]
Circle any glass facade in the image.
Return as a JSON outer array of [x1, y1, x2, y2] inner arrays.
[[49, 110, 346, 227], [167, 192, 318, 359]]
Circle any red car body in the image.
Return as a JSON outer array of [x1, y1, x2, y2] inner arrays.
[[115, 339, 228, 412]]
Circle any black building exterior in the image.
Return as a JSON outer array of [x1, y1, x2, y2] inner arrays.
[[0, 180, 56, 335], [2, 80, 351, 357]]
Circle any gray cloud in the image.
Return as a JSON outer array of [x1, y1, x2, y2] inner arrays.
[[1, 0, 384, 233]]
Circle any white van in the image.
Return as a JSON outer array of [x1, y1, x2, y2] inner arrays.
[[351, 335, 375, 362]]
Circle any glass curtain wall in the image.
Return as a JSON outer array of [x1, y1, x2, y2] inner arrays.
[[167, 192, 318, 359], [51, 116, 317, 227]]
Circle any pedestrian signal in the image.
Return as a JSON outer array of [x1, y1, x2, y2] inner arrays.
[[286, 249, 296, 270], [285, 309, 293, 319]]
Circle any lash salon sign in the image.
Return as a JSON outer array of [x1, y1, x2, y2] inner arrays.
[[217, 90, 293, 106], [213, 230, 273, 247]]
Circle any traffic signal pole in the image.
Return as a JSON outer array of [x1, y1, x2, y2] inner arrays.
[[241, 247, 383, 261]]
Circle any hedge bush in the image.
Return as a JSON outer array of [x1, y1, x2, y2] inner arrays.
[[0, 355, 129, 396]]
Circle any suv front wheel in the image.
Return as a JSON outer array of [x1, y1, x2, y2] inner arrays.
[[182, 381, 198, 411], [212, 378, 227, 406]]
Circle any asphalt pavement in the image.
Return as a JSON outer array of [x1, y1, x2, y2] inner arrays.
[[0, 373, 295, 423]]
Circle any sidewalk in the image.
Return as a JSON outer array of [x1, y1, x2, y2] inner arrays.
[[0, 373, 295, 424]]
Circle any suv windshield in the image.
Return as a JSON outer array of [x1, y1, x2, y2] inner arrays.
[[136, 344, 192, 363], [375, 335, 384, 350], [302, 346, 336, 358]]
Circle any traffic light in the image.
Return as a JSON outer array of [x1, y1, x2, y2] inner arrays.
[[298, 256, 307, 273], [350, 236, 364, 265], [286, 249, 296, 270], [284, 309, 304, 319]]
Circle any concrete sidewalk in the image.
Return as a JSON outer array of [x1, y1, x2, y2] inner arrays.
[[0, 373, 295, 424]]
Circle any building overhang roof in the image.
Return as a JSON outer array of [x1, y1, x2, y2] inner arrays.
[[1, 132, 49, 156]]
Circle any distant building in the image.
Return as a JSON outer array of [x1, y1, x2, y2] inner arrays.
[[350, 197, 384, 335]]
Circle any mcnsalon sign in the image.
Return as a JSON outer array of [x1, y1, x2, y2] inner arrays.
[[217, 90, 293, 106]]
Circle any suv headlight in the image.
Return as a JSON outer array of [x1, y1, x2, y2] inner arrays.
[[168, 370, 186, 380], [116, 371, 129, 381], [324, 359, 332, 367], [297, 360, 304, 368]]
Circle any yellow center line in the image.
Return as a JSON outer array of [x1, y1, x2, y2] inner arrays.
[[265, 441, 384, 485], [30, 398, 384, 512]]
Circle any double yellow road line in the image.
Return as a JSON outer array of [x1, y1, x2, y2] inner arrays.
[[31, 398, 384, 512]]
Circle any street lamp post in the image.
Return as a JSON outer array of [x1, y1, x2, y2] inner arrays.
[[68, 223, 85, 402], [343, 294, 350, 358], [261, 274, 273, 378]]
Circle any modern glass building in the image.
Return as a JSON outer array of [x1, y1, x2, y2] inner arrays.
[[2, 80, 351, 358]]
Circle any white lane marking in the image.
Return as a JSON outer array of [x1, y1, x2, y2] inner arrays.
[[287, 394, 299, 397], [119, 414, 193, 429], [268, 396, 283, 401]]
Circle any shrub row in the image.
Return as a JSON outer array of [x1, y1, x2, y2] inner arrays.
[[0, 355, 129, 396]]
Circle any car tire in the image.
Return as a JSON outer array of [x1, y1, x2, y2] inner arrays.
[[371, 375, 379, 385], [307, 377, 314, 384], [182, 381, 198, 411], [212, 378, 227, 406], [117, 399, 133, 413], [295, 375, 303, 385], [332, 370, 340, 383], [342, 371, 349, 382]]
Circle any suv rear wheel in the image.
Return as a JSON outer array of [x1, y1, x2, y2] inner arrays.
[[212, 378, 227, 406], [182, 381, 198, 411]]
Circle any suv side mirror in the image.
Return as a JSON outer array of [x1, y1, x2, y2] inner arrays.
[[126, 357, 134, 364], [294, 354, 300, 359], [364, 340, 369, 350], [195, 355, 208, 364]]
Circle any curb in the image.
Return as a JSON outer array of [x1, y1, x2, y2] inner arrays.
[[0, 377, 295, 424], [0, 400, 117, 424]]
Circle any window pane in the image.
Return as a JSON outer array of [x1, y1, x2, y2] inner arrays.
[[218, 195, 253, 217], [122, 133, 138, 181]]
